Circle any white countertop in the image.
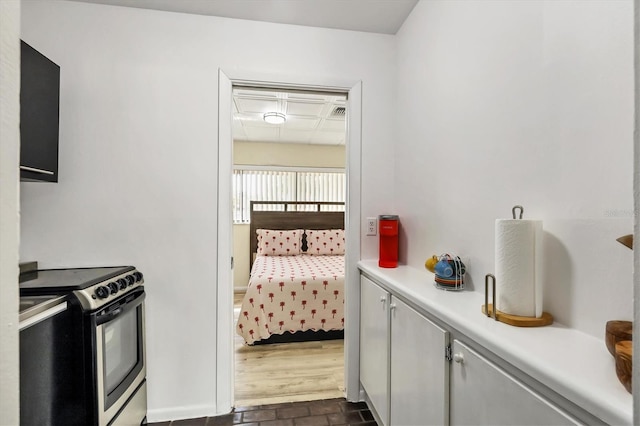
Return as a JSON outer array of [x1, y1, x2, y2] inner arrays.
[[358, 260, 632, 426]]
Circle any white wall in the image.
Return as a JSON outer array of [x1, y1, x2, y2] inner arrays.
[[395, 0, 634, 339], [234, 141, 345, 168], [20, 0, 395, 420], [0, 1, 21, 424]]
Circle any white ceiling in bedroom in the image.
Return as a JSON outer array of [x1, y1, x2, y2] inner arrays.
[[233, 88, 347, 145]]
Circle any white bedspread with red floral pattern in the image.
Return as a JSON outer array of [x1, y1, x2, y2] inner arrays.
[[236, 254, 345, 345]]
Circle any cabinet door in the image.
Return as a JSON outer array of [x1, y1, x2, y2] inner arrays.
[[450, 339, 581, 425], [360, 276, 390, 426], [20, 40, 60, 182], [390, 297, 449, 426]]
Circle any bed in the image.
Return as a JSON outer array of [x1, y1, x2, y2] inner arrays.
[[236, 201, 345, 345]]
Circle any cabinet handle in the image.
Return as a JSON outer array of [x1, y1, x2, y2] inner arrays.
[[20, 165, 55, 175], [380, 296, 386, 303], [389, 303, 397, 311], [453, 353, 464, 364]]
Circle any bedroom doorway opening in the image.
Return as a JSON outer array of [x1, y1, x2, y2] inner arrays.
[[230, 86, 348, 407]]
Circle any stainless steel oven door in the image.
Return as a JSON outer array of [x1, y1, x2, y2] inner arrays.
[[95, 289, 146, 425]]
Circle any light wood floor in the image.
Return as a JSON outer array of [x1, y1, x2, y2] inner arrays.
[[233, 291, 345, 407]]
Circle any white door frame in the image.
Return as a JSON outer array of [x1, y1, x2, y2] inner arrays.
[[216, 69, 363, 413]]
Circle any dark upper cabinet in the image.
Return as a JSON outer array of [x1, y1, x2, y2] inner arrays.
[[20, 40, 60, 182]]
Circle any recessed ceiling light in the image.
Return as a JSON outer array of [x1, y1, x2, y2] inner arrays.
[[263, 112, 286, 125]]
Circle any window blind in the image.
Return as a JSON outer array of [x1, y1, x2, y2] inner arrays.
[[233, 169, 346, 223]]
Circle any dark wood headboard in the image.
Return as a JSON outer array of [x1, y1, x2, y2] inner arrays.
[[249, 201, 345, 270]]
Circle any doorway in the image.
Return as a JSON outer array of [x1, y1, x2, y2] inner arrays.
[[231, 86, 347, 406], [217, 70, 363, 413]]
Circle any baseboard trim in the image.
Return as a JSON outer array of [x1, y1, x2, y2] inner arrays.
[[147, 403, 230, 423]]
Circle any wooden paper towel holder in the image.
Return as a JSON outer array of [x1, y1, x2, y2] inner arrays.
[[482, 274, 553, 327]]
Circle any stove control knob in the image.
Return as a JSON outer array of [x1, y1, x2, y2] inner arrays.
[[118, 278, 128, 290], [125, 275, 135, 286], [134, 271, 143, 282], [95, 285, 110, 299], [108, 282, 119, 295]]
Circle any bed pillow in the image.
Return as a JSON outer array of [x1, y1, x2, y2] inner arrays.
[[305, 229, 345, 255], [256, 229, 303, 256]]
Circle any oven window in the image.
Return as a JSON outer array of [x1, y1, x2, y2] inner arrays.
[[103, 306, 139, 396]]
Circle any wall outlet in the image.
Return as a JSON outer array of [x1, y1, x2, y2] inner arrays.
[[366, 217, 377, 236]]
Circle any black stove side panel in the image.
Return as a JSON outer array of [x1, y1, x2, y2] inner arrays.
[[20, 299, 91, 426]]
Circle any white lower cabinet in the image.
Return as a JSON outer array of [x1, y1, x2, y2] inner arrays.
[[360, 275, 390, 425], [360, 274, 588, 426], [449, 339, 581, 426], [360, 276, 449, 426], [390, 297, 449, 426]]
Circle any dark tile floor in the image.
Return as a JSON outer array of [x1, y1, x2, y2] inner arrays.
[[148, 398, 377, 426]]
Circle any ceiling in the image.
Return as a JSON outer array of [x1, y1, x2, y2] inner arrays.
[[68, 0, 418, 145], [68, 0, 419, 35], [233, 88, 347, 145]]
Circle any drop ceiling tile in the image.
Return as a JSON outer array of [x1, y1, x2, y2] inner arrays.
[[285, 117, 320, 130], [286, 101, 326, 117], [243, 121, 282, 130], [236, 98, 280, 114], [235, 112, 267, 123], [317, 119, 346, 132]]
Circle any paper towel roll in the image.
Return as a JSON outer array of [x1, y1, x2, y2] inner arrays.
[[495, 219, 543, 317]]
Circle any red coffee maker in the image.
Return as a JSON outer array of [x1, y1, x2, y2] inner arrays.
[[378, 215, 399, 268]]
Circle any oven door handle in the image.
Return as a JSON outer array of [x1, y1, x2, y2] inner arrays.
[[96, 291, 145, 326]]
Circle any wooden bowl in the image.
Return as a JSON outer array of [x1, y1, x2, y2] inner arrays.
[[614, 341, 632, 394], [606, 320, 632, 357]]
